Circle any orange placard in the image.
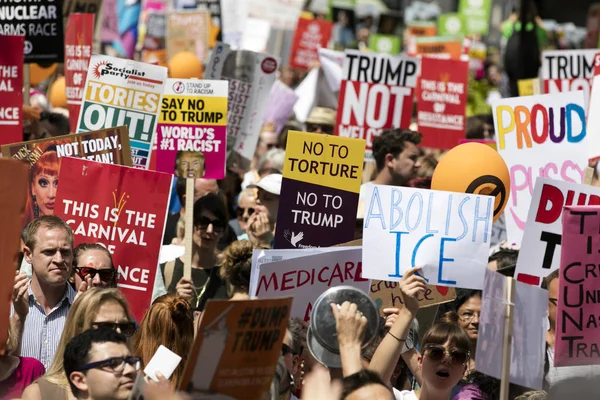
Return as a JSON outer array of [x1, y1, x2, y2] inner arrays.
[[181, 298, 292, 398], [0, 159, 28, 353], [407, 22, 437, 37], [413, 37, 463, 59]]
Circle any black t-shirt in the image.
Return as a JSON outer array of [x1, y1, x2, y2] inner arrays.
[[164, 258, 228, 311]]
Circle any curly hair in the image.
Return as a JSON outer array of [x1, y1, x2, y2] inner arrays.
[[372, 129, 422, 171], [220, 240, 253, 295]]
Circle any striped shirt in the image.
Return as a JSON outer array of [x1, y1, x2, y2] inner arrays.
[[18, 284, 76, 370]]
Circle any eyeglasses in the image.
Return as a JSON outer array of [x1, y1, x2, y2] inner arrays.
[[74, 267, 116, 282], [549, 298, 558, 306], [282, 343, 292, 356], [92, 321, 137, 337], [194, 216, 226, 233], [306, 123, 334, 135], [423, 344, 470, 365], [458, 311, 481, 322], [236, 207, 255, 219], [76, 356, 141, 373]]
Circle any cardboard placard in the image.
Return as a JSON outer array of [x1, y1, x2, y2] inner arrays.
[[255, 248, 370, 321], [180, 298, 292, 397], [370, 280, 456, 314], [362, 185, 493, 289], [0, 35, 24, 146], [65, 13, 95, 134], [492, 91, 588, 245], [0, 159, 28, 353], [335, 50, 419, 160], [156, 79, 228, 179], [555, 206, 600, 366], [54, 157, 171, 322], [273, 131, 365, 249], [76, 55, 168, 169], [416, 56, 469, 149], [289, 17, 333, 70]]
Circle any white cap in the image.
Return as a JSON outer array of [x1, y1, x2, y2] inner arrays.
[[248, 173, 282, 195]]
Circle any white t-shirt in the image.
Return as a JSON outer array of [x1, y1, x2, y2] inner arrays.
[[393, 388, 418, 400]]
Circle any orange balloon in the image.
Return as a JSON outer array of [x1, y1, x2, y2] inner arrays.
[[431, 143, 510, 222], [48, 76, 67, 108], [168, 51, 203, 79], [30, 63, 57, 86]]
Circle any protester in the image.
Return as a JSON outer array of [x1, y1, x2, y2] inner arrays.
[[488, 247, 519, 277], [63, 328, 139, 400], [452, 290, 481, 372], [283, 318, 303, 399], [0, 324, 45, 398], [168, 194, 229, 310], [132, 294, 194, 388], [23, 111, 70, 141], [242, 148, 285, 190], [11, 216, 75, 370], [242, 123, 281, 188], [219, 240, 253, 300], [305, 107, 336, 135], [247, 173, 282, 248], [72, 243, 117, 290], [229, 189, 257, 240], [21, 288, 134, 399], [24, 150, 60, 227]]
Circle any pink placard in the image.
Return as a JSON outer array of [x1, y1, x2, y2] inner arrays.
[[555, 205, 600, 366]]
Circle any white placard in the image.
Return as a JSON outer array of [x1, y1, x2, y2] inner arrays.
[[362, 185, 493, 289], [143, 345, 182, 382]]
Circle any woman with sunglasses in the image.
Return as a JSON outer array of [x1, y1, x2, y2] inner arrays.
[[72, 243, 117, 290], [22, 288, 135, 400], [168, 194, 229, 311], [370, 267, 471, 400]]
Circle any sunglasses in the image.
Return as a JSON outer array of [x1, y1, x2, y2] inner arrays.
[[306, 123, 334, 135], [282, 343, 292, 356], [92, 321, 137, 337], [236, 207, 255, 219], [423, 344, 470, 365], [74, 267, 116, 282], [195, 216, 226, 233], [77, 356, 141, 373]]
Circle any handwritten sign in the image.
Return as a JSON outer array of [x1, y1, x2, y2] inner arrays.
[[54, 157, 171, 321], [335, 50, 419, 160], [586, 52, 600, 160], [181, 298, 291, 397], [515, 178, 600, 286], [289, 17, 333, 70], [273, 131, 365, 249], [167, 10, 210, 63], [542, 49, 597, 111], [417, 56, 468, 149], [156, 79, 228, 179], [370, 280, 456, 314], [255, 248, 370, 321], [362, 185, 493, 289], [0, 35, 24, 146], [76, 55, 168, 169], [555, 206, 600, 366], [492, 91, 588, 245]]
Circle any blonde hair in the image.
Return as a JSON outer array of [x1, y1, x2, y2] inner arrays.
[[44, 288, 133, 388]]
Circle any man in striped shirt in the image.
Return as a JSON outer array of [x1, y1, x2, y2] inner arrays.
[[11, 215, 76, 369]]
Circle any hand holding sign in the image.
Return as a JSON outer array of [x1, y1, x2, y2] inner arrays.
[[399, 267, 427, 317]]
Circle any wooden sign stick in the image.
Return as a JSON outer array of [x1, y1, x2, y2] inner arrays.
[[183, 178, 194, 279], [23, 64, 30, 105], [584, 166, 594, 185]]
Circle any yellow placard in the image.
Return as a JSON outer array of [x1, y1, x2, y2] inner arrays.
[[283, 131, 365, 193], [84, 81, 160, 113], [158, 95, 227, 125], [518, 79, 534, 96]]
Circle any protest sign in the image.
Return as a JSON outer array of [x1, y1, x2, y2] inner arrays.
[[0, 159, 28, 352], [410, 36, 463, 59], [555, 206, 600, 366], [437, 13, 465, 37], [167, 10, 210, 63], [197, 0, 222, 43], [63, 0, 101, 17], [273, 131, 365, 249], [65, 13, 94, 133], [362, 185, 493, 289], [407, 21, 437, 38], [255, 248, 370, 320], [262, 80, 299, 135], [335, 50, 419, 160], [181, 298, 291, 397], [318, 47, 344, 92], [76, 55, 168, 169], [370, 280, 456, 314], [515, 178, 600, 286], [54, 157, 171, 321], [140, 11, 167, 66], [156, 79, 228, 179], [542, 49, 597, 111], [0, 0, 64, 63], [458, 0, 491, 35], [204, 42, 279, 170], [100, 0, 119, 44], [368, 34, 401, 55], [416, 56, 469, 149], [0, 35, 24, 146], [476, 269, 547, 389], [586, 52, 600, 160], [247, 0, 303, 30], [100, 0, 140, 59], [517, 78, 541, 97], [492, 91, 588, 245], [289, 17, 333, 70], [219, 0, 248, 49]]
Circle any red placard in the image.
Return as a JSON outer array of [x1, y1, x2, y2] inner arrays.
[[0, 35, 24, 146], [289, 17, 333, 70], [416, 56, 468, 149], [54, 157, 171, 322], [595, 52, 600, 76], [65, 13, 95, 133]]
